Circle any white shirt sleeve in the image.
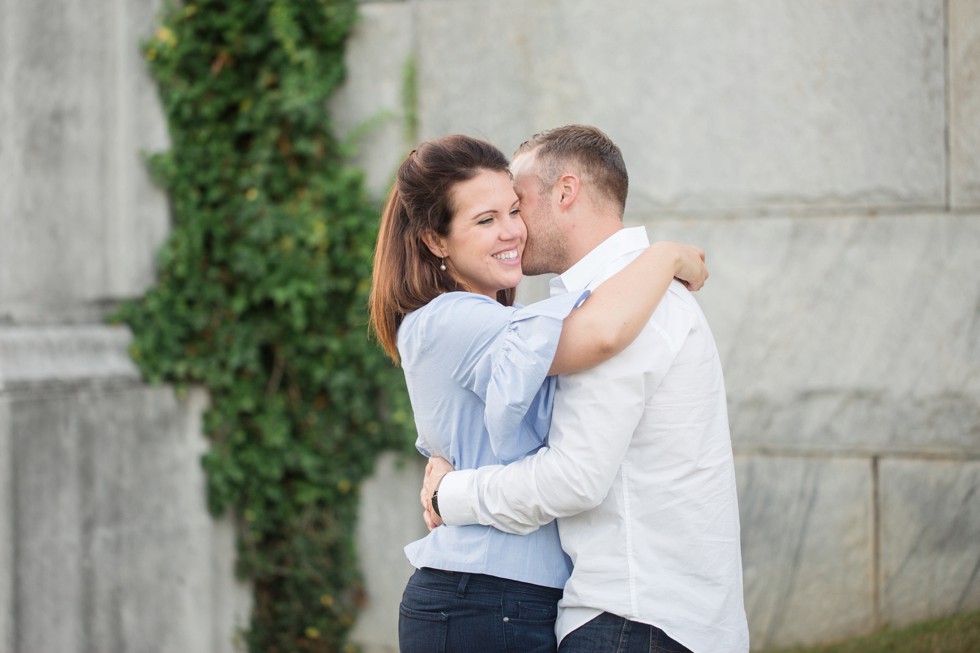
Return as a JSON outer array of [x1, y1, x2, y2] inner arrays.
[[438, 322, 683, 534]]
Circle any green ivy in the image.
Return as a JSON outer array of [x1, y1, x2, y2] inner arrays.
[[114, 1, 414, 651]]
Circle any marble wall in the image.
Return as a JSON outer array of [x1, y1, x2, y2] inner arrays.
[[0, 0, 170, 325]]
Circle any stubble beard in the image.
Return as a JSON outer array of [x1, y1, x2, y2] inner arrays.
[[522, 228, 567, 277]]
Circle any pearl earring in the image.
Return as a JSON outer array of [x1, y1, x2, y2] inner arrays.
[[439, 258, 447, 271]]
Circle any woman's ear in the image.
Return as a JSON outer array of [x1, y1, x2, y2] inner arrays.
[[420, 230, 447, 258]]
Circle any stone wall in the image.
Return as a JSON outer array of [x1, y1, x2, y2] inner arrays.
[[333, 1, 980, 651], [0, 0, 250, 651]]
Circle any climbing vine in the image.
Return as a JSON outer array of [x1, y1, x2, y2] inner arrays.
[[114, 1, 414, 651]]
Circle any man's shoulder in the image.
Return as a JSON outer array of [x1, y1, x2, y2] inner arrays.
[[634, 281, 709, 351], [648, 279, 702, 317]]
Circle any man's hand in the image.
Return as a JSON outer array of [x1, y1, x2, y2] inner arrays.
[[420, 456, 455, 530]]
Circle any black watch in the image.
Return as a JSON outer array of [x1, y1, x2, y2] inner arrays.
[[431, 489, 441, 517]]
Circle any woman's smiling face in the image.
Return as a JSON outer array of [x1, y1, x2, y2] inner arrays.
[[434, 169, 526, 298]]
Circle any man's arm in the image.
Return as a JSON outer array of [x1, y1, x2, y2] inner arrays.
[[431, 335, 656, 535]]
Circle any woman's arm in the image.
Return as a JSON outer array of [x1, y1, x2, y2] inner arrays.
[[549, 241, 706, 375]]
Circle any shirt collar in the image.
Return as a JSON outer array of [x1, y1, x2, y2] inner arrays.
[[549, 226, 651, 296]]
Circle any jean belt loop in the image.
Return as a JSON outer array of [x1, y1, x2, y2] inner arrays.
[[455, 572, 470, 597]]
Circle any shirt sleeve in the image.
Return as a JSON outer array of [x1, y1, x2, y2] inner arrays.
[[437, 317, 688, 534], [409, 290, 589, 462], [478, 291, 591, 462]]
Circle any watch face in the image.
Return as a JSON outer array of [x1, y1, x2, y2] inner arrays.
[[431, 490, 440, 517]]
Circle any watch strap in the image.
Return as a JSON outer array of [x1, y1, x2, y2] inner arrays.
[[431, 489, 441, 517]]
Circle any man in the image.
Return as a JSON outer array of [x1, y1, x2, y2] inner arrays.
[[423, 125, 749, 653]]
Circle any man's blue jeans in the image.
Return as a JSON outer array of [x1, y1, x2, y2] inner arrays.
[[398, 567, 563, 653], [558, 612, 693, 653]]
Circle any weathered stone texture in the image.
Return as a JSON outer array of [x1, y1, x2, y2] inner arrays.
[[6, 385, 250, 653], [0, 401, 12, 653], [350, 452, 427, 653], [0, 326, 140, 390], [330, 1, 414, 198], [0, 0, 169, 324], [950, 0, 980, 207], [879, 459, 980, 624], [737, 456, 874, 649], [413, 0, 946, 213], [629, 214, 980, 455]]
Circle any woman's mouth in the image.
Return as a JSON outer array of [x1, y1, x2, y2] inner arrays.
[[493, 249, 519, 262]]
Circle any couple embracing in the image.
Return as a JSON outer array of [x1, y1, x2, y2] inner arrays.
[[370, 125, 748, 653]]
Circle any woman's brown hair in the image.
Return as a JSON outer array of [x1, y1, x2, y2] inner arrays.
[[369, 135, 515, 363]]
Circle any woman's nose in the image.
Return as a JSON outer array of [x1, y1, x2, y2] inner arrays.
[[503, 216, 525, 240]]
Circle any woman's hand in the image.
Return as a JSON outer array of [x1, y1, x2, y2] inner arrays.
[[656, 241, 708, 291]]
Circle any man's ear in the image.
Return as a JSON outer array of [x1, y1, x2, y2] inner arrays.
[[556, 174, 581, 209], [420, 230, 448, 258]]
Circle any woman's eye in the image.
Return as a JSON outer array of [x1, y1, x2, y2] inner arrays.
[[478, 215, 494, 225], [510, 208, 521, 217]]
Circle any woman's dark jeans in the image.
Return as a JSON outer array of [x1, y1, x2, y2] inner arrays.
[[398, 567, 563, 653]]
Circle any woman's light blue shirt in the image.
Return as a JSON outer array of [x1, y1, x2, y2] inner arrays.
[[398, 290, 588, 588]]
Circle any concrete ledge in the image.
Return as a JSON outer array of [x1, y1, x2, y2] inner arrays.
[[0, 325, 141, 392]]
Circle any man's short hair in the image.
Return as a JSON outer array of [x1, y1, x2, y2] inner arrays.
[[515, 124, 629, 215]]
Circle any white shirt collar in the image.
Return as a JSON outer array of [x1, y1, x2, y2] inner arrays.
[[549, 226, 650, 296]]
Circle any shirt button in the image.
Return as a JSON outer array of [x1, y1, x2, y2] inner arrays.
[[502, 617, 510, 623]]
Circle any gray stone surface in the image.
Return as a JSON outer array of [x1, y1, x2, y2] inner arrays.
[[737, 456, 874, 649], [350, 452, 428, 653], [0, 0, 169, 324], [0, 326, 141, 391], [619, 213, 980, 455], [879, 458, 980, 624], [331, 1, 414, 198], [7, 385, 250, 653], [0, 400, 12, 653], [950, 0, 980, 207], [413, 0, 946, 214]]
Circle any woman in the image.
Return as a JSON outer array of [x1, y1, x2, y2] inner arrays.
[[369, 135, 706, 653]]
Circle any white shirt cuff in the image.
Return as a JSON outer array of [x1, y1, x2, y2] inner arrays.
[[436, 469, 480, 526]]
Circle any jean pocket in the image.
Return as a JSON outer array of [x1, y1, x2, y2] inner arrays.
[[504, 601, 558, 653], [515, 599, 558, 624], [399, 603, 449, 653]]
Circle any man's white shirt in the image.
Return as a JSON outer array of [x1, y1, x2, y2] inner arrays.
[[438, 227, 750, 652]]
